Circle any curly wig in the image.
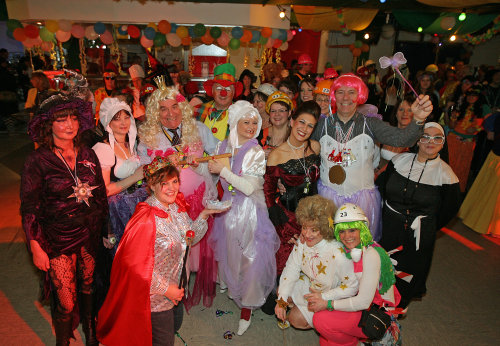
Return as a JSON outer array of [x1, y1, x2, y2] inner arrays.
[[295, 195, 337, 240]]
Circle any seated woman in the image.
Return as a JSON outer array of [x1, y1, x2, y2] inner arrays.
[[208, 100, 280, 335], [264, 100, 321, 278], [377, 122, 461, 309], [97, 158, 224, 346], [312, 203, 401, 346], [274, 195, 358, 330], [93, 97, 145, 253]]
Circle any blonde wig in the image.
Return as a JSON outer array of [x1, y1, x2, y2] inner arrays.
[[138, 80, 202, 154]]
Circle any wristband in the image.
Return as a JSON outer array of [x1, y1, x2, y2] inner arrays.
[[327, 300, 335, 311]]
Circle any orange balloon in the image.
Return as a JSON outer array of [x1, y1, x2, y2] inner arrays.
[[158, 20, 171, 34], [361, 44, 370, 53], [13, 27, 26, 41], [349, 44, 355, 52], [181, 36, 192, 46], [241, 29, 252, 43], [261, 27, 272, 38], [201, 32, 214, 45], [352, 48, 361, 57]]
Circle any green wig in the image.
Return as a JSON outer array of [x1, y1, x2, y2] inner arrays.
[[334, 220, 395, 295]]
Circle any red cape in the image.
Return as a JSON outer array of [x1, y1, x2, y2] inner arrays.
[[96, 202, 168, 346]]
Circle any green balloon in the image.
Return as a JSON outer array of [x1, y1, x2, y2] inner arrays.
[[210, 27, 221, 39], [40, 27, 55, 42], [259, 36, 268, 45], [154, 32, 166, 46], [193, 23, 206, 38], [7, 19, 22, 32], [229, 38, 240, 50], [354, 40, 363, 48]]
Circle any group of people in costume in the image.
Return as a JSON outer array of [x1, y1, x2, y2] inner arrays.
[[21, 56, 471, 346]]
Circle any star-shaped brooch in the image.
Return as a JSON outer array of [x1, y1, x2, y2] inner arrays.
[[67, 178, 98, 207]]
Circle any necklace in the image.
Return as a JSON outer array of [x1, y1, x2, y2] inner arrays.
[[402, 155, 428, 229], [114, 140, 130, 160], [286, 138, 305, 150], [287, 138, 311, 193], [56, 148, 98, 207]]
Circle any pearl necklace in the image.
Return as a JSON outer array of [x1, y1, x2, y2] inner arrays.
[[286, 138, 305, 150]]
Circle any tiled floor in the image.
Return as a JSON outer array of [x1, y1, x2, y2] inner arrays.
[[0, 133, 498, 345]]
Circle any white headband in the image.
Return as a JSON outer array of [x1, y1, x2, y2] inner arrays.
[[424, 122, 445, 136], [99, 97, 136, 153]]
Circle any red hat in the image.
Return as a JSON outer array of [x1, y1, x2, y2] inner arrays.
[[324, 68, 338, 79], [298, 54, 313, 65], [203, 63, 243, 98], [356, 66, 370, 78]]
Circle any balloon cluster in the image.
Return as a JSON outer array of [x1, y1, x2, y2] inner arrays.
[[6, 19, 295, 52], [463, 15, 500, 45], [348, 40, 370, 57]]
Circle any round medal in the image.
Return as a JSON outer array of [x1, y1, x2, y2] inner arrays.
[[329, 165, 346, 185], [211, 127, 218, 134]]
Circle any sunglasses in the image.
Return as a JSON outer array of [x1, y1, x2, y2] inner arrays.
[[104, 76, 116, 80], [419, 135, 445, 144]]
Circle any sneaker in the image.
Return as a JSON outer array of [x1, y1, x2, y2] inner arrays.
[[277, 320, 290, 330], [219, 282, 227, 293], [237, 316, 251, 335]]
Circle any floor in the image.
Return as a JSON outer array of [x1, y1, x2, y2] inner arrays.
[[0, 132, 498, 346]]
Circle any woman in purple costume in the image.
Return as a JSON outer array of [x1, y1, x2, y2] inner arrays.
[[208, 101, 280, 336]]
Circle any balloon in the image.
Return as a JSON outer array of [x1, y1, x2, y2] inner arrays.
[[286, 30, 293, 42], [85, 26, 99, 40], [147, 22, 157, 30], [118, 25, 128, 35], [7, 19, 23, 32], [127, 25, 140, 39], [56, 30, 71, 42], [381, 24, 395, 39], [41, 41, 54, 52], [271, 28, 280, 39], [158, 20, 171, 34], [217, 32, 230, 47], [278, 29, 287, 42], [240, 29, 252, 43], [352, 48, 361, 57], [23, 39, 34, 49], [265, 37, 274, 49], [354, 40, 363, 48], [182, 36, 192, 46], [166, 33, 181, 47], [71, 24, 85, 39], [342, 28, 351, 36], [188, 26, 195, 38], [210, 27, 222, 39], [229, 38, 240, 50], [45, 20, 59, 33], [140, 36, 153, 48], [40, 27, 54, 42], [261, 27, 272, 38], [258, 35, 268, 45], [29, 36, 42, 47], [201, 32, 214, 45], [279, 42, 289, 51], [361, 44, 370, 53], [349, 44, 355, 51], [100, 30, 114, 44], [176, 26, 189, 39], [6, 29, 14, 40], [250, 30, 260, 43], [273, 39, 282, 49], [13, 28, 26, 42], [440, 16, 456, 31], [231, 27, 243, 39], [193, 23, 206, 37], [144, 26, 156, 40], [58, 20, 72, 32], [94, 22, 106, 35], [153, 32, 166, 46], [24, 25, 40, 39], [170, 23, 178, 33]]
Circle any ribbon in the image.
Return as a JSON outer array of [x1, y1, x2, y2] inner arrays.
[[379, 52, 420, 100]]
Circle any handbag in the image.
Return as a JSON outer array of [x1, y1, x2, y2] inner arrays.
[[358, 304, 392, 340]]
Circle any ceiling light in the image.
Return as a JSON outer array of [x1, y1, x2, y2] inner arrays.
[[418, 27, 423, 33], [450, 35, 456, 41], [279, 10, 286, 19], [364, 33, 370, 39], [459, 12, 466, 21]]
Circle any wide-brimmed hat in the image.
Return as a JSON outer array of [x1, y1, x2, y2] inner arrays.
[[203, 63, 243, 98], [129, 64, 145, 79], [252, 83, 277, 97]]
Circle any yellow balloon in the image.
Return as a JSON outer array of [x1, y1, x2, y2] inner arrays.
[[176, 26, 189, 39], [147, 22, 158, 30], [45, 20, 59, 33]]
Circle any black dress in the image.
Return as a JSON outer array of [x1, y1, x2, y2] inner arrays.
[[376, 153, 461, 308]]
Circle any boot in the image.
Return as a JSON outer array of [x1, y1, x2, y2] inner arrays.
[[53, 310, 73, 346], [80, 293, 98, 346]]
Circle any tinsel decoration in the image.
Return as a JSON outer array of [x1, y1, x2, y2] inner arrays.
[[58, 41, 67, 69], [79, 38, 87, 76]]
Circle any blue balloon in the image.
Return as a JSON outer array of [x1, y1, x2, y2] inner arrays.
[[170, 23, 178, 33], [118, 25, 128, 35], [231, 26, 243, 39], [279, 29, 287, 42], [271, 28, 280, 39], [188, 26, 195, 38], [144, 26, 156, 40], [250, 30, 260, 43], [6, 30, 14, 40], [94, 22, 106, 35]]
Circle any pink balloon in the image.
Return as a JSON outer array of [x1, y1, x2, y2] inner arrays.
[[100, 30, 114, 44], [24, 37, 42, 48], [23, 40, 34, 48], [56, 30, 71, 42], [287, 30, 293, 42], [32, 36, 42, 46], [166, 33, 181, 47], [71, 24, 85, 39], [140, 36, 153, 48], [217, 31, 230, 47], [265, 37, 274, 49], [279, 42, 289, 51], [85, 26, 99, 40], [58, 20, 72, 32], [41, 41, 54, 52]]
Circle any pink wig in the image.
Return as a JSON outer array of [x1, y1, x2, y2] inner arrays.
[[329, 73, 369, 113]]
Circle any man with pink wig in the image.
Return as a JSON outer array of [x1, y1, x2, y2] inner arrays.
[[311, 73, 433, 240]]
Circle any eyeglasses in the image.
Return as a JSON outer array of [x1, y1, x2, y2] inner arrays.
[[419, 135, 445, 144], [104, 77, 116, 80], [270, 109, 288, 114]]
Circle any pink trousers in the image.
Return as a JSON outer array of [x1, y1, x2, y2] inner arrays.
[[313, 310, 366, 346]]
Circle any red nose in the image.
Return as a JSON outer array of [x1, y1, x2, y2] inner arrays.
[[220, 89, 228, 97]]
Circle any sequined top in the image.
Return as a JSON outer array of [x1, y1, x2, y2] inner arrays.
[[147, 195, 208, 312]]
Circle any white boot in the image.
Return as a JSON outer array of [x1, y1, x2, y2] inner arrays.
[[237, 316, 251, 335], [219, 281, 227, 293]]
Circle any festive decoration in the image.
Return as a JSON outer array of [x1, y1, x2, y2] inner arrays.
[[158, 20, 171, 34], [24, 24, 40, 39], [440, 16, 456, 31], [13, 28, 26, 42], [231, 26, 243, 39], [176, 26, 189, 39], [261, 27, 272, 38], [100, 30, 114, 45], [144, 26, 156, 40], [7, 19, 23, 32], [45, 20, 59, 33], [201, 31, 214, 45], [166, 33, 181, 47], [154, 32, 167, 46], [58, 20, 72, 32], [85, 26, 99, 40], [210, 26, 222, 39], [229, 38, 240, 50], [193, 23, 206, 37], [40, 27, 54, 42], [127, 25, 140, 39], [463, 15, 500, 45], [56, 30, 71, 43], [379, 52, 419, 100], [71, 24, 85, 39], [361, 43, 370, 53], [217, 31, 230, 47], [352, 48, 361, 57], [251, 30, 261, 43], [181, 36, 192, 46], [118, 25, 128, 35], [94, 22, 106, 35]]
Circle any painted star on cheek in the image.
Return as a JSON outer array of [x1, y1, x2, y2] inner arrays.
[[316, 261, 327, 275]]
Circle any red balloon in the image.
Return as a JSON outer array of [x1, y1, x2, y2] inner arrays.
[[13, 27, 26, 42], [24, 24, 40, 39], [127, 25, 140, 39], [361, 44, 370, 53], [181, 36, 192, 46], [201, 32, 214, 45], [261, 27, 272, 38], [158, 20, 171, 34], [352, 48, 361, 57], [273, 39, 282, 49]]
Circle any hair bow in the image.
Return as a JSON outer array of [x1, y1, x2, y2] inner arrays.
[[379, 52, 420, 100]]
